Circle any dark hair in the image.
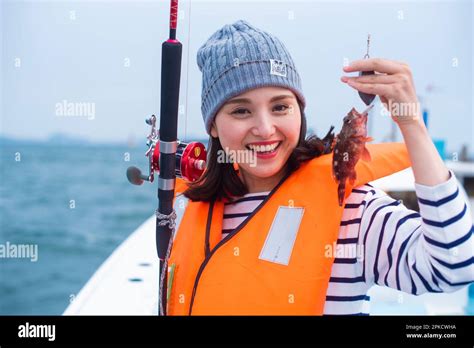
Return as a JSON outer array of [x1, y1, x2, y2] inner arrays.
[[183, 100, 335, 202]]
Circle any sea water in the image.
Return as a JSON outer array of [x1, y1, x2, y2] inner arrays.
[[0, 142, 155, 314]]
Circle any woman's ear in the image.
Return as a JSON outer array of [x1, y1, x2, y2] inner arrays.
[[210, 122, 218, 138]]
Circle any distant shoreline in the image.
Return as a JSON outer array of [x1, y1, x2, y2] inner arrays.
[[1, 135, 472, 161], [0, 135, 209, 148]]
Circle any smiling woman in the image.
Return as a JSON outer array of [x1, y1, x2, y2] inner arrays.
[[182, 19, 341, 201], [165, 19, 473, 316]]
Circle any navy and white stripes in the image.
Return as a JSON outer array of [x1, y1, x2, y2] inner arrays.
[[221, 170, 474, 315]]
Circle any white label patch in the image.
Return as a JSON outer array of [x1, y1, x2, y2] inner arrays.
[[270, 59, 287, 77], [259, 206, 304, 266]]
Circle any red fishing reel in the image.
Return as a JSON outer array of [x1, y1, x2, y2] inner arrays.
[[127, 114, 207, 185], [151, 137, 206, 182]]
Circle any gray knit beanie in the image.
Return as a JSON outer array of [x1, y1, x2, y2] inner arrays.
[[197, 19, 306, 136]]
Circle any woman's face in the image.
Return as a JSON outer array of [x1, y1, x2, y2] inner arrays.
[[210, 86, 301, 192]]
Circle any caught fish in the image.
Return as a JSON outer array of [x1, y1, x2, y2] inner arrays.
[[332, 106, 374, 206]]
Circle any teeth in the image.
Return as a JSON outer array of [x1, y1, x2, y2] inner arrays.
[[248, 142, 279, 153]]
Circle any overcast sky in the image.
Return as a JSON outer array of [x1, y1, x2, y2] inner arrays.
[[1, 0, 473, 154]]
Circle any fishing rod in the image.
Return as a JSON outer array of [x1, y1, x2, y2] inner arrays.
[[126, 0, 206, 316]]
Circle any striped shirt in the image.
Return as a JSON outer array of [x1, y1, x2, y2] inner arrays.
[[222, 170, 474, 315]]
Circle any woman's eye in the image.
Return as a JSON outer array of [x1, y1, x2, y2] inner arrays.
[[231, 108, 250, 115], [273, 104, 289, 112]]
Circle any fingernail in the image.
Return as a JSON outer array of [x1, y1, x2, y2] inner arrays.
[[341, 76, 348, 82]]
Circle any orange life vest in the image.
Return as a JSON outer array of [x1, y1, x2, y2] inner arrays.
[[167, 143, 411, 315]]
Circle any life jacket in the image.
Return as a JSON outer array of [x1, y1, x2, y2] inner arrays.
[[166, 143, 411, 315]]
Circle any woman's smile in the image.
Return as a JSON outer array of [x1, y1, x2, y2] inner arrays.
[[245, 140, 283, 159]]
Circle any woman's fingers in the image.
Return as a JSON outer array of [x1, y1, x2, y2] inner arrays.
[[341, 73, 398, 84], [345, 79, 396, 98], [343, 58, 405, 75]]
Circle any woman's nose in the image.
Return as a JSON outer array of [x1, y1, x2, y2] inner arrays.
[[251, 114, 276, 138]]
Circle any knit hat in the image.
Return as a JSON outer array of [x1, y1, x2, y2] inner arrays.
[[197, 19, 306, 136]]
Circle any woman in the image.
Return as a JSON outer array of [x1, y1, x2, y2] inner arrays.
[[165, 20, 473, 315]]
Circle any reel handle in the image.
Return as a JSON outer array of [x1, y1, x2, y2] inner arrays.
[[126, 166, 150, 185]]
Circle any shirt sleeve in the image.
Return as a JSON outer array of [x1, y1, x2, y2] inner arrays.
[[356, 170, 474, 295]]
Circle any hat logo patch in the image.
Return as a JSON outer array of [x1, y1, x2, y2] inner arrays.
[[270, 59, 287, 77]]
